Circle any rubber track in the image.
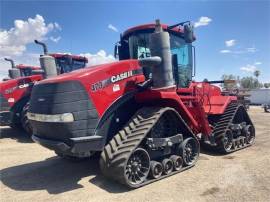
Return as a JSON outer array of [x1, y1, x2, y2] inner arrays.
[[212, 101, 254, 153], [21, 102, 32, 135], [100, 107, 194, 188]]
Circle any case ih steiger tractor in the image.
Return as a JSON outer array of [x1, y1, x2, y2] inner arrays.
[[2, 58, 41, 81], [0, 58, 43, 130], [28, 20, 255, 188], [0, 40, 88, 134]]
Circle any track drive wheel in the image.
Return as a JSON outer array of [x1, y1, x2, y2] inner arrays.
[[179, 137, 199, 166], [124, 148, 150, 187], [21, 102, 33, 135]]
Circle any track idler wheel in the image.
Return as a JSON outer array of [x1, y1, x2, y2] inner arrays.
[[243, 125, 255, 145], [162, 158, 173, 175], [150, 161, 163, 179], [124, 148, 150, 186], [170, 155, 183, 171], [179, 137, 199, 166]]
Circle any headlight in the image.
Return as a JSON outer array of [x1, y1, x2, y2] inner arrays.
[[27, 112, 74, 123]]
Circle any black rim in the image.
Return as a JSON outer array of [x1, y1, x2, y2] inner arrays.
[[125, 148, 150, 185], [162, 159, 173, 174], [182, 138, 199, 166], [150, 161, 163, 179], [171, 155, 183, 170], [223, 130, 233, 151]]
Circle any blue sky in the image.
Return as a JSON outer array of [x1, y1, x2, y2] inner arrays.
[[1, 0, 269, 83]]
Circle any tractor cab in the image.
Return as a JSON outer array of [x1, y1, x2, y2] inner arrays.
[[115, 22, 196, 88], [16, 64, 41, 77], [50, 53, 88, 74], [34, 40, 88, 78], [3, 58, 41, 80]]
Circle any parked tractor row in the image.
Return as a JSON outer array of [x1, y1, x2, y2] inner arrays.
[[0, 19, 255, 188], [0, 41, 88, 133]]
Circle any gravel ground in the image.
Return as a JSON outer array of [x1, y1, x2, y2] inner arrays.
[[0, 106, 270, 202]]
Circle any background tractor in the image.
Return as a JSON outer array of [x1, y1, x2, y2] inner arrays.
[[28, 20, 255, 188], [2, 58, 41, 81], [0, 41, 88, 134]]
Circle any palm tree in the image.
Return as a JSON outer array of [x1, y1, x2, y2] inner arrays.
[[254, 70, 260, 88], [254, 70, 260, 79]]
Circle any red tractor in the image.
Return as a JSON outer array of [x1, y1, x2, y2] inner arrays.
[[28, 20, 255, 188], [0, 41, 88, 134], [2, 58, 41, 81]]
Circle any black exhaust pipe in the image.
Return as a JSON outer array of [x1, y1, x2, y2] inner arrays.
[[4, 58, 15, 69], [34, 40, 48, 55], [4, 58, 21, 79], [34, 40, 57, 78]]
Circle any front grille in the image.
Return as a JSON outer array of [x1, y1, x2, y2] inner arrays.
[[29, 81, 99, 142], [0, 94, 10, 111]]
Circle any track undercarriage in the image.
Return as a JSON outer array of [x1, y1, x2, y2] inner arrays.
[[100, 107, 199, 188], [100, 102, 255, 188], [207, 102, 255, 153]]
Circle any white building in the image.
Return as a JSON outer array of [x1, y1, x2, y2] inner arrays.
[[250, 89, 270, 105]]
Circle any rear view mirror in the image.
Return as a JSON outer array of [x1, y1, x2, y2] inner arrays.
[[184, 23, 195, 43], [114, 42, 120, 59]]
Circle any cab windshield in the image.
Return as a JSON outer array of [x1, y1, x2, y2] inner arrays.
[[55, 57, 86, 73], [20, 68, 33, 77], [128, 32, 193, 88]]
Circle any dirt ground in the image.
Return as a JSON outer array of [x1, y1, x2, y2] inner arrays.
[[0, 106, 270, 202]]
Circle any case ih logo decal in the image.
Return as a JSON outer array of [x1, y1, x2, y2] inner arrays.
[[91, 69, 142, 92], [111, 71, 133, 83], [4, 82, 33, 94]]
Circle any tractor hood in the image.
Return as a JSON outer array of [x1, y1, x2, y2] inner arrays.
[[28, 59, 145, 144], [31, 59, 145, 116], [37, 59, 142, 86]]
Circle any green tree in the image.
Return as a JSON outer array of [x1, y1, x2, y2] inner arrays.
[[240, 77, 262, 89], [221, 74, 237, 89], [264, 83, 270, 88]]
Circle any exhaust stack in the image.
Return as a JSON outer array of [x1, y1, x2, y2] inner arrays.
[[4, 58, 21, 79], [34, 40, 57, 78], [149, 19, 175, 89]]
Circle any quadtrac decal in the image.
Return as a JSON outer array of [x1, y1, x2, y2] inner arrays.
[[91, 69, 143, 92]]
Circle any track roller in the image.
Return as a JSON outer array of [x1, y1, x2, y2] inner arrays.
[[170, 155, 183, 171], [150, 161, 163, 179], [162, 158, 173, 175]]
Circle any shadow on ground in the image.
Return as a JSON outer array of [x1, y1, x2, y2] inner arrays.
[[1, 156, 129, 194], [0, 127, 32, 143]]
